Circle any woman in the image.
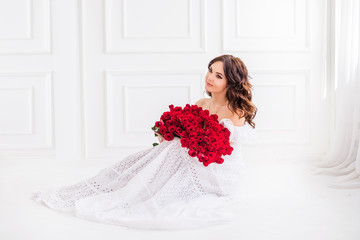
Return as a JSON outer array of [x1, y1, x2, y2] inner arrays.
[[31, 54, 258, 230]]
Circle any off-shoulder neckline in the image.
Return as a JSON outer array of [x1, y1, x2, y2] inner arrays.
[[219, 118, 248, 128]]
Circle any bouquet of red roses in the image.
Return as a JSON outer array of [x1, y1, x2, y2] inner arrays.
[[151, 104, 233, 167]]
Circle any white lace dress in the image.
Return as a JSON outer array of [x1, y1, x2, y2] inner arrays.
[[31, 118, 257, 230]]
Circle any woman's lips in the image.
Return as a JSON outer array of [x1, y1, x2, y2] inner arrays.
[[207, 82, 213, 86]]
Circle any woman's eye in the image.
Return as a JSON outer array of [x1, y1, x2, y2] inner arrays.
[[208, 68, 222, 79]]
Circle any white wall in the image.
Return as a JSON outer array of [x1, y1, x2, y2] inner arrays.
[[0, 0, 330, 162]]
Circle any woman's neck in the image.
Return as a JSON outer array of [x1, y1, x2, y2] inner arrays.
[[210, 93, 228, 106]]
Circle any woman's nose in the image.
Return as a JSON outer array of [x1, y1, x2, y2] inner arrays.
[[208, 76, 215, 83]]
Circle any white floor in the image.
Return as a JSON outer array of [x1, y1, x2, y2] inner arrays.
[[0, 157, 359, 240]]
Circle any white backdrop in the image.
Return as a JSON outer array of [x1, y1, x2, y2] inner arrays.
[[0, 0, 330, 162], [313, 0, 360, 188]]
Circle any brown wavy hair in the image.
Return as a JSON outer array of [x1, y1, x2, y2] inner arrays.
[[204, 54, 257, 128]]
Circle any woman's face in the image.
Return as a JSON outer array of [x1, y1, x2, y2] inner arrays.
[[205, 61, 227, 94]]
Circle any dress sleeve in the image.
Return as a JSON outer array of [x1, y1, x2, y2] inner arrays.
[[219, 119, 257, 144]]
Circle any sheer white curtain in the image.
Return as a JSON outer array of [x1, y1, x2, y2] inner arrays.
[[312, 0, 360, 188]]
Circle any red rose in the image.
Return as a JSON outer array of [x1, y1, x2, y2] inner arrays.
[[168, 126, 176, 133], [180, 131, 188, 138], [210, 114, 218, 121], [189, 139, 198, 148], [207, 143, 215, 151], [197, 136, 204, 142], [184, 123, 191, 129], [208, 152, 215, 159], [188, 149, 197, 157], [203, 160, 210, 167], [164, 133, 174, 141], [162, 111, 171, 120], [188, 126, 195, 132], [159, 126, 167, 135], [180, 138, 189, 147], [189, 132, 197, 139], [214, 125, 222, 132], [174, 106, 182, 111], [196, 146, 204, 153], [226, 146, 233, 155], [216, 158, 224, 164], [155, 121, 163, 127], [174, 127, 182, 135], [165, 121, 172, 127], [209, 136, 217, 143]]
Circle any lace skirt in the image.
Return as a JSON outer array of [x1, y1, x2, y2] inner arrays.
[[31, 138, 247, 230]]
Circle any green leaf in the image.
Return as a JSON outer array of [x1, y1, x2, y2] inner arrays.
[[152, 143, 159, 147], [151, 126, 156, 130], [154, 133, 158, 137]]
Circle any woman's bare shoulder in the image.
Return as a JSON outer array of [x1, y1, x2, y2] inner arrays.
[[229, 108, 246, 126], [194, 98, 209, 108]]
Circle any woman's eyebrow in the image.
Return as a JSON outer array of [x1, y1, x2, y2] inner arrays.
[[209, 66, 224, 76], [216, 72, 224, 76]]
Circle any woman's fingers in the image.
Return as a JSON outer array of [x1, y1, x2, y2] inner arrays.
[[154, 131, 164, 137], [154, 131, 165, 143], [154, 131, 162, 137]]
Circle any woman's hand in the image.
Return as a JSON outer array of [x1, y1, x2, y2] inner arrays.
[[154, 131, 165, 143]]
